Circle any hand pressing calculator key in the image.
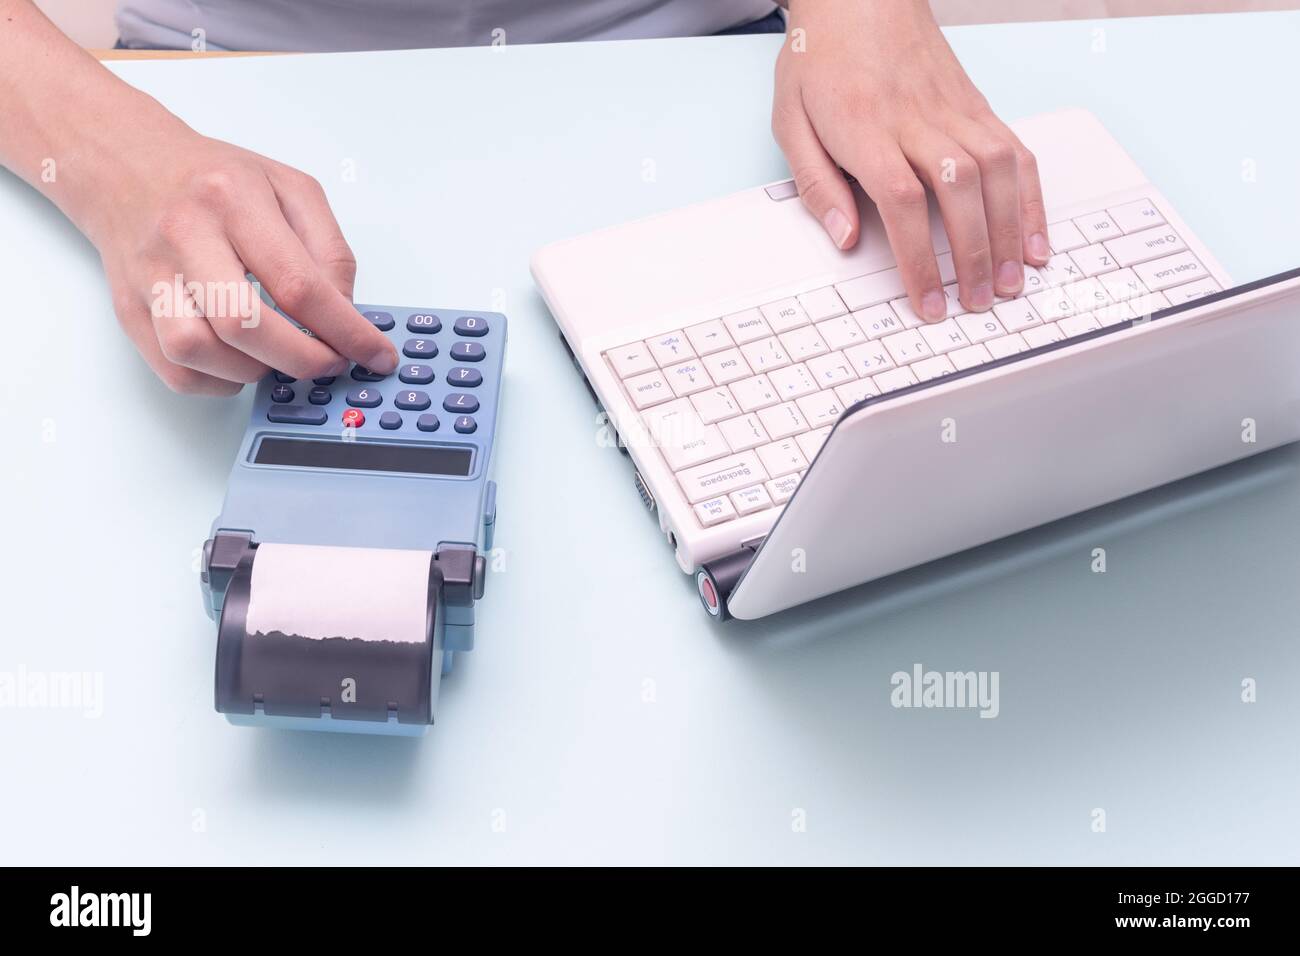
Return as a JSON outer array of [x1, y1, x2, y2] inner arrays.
[[199, 305, 507, 735]]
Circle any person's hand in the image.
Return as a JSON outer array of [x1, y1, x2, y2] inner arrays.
[[773, 0, 1050, 321], [76, 113, 397, 395]]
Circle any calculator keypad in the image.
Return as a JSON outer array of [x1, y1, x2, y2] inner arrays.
[[260, 306, 501, 460]]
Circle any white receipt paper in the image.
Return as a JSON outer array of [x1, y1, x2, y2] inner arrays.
[[245, 543, 433, 644]]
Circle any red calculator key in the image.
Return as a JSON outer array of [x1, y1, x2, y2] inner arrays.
[[341, 409, 365, 428]]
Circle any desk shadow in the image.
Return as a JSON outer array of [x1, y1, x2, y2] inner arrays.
[[706, 441, 1300, 651]]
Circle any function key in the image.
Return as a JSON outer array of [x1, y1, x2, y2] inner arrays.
[[270, 385, 295, 403], [399, 364, 435, 385], [267, 405, 327, 425], [454, 416, 477, 434], [443, 393, 480, 414], [403, 338, 438, 359], [313, 376, 336, 386], [407, 313, 441, 334], [395, 390, 431, 410], [454, 315, 489, 337], [346, 387, 382, 408], [363, 310, 395, 331], [379, 412, 403, 430], [308, 387, 332, 405], [416, 414, 440, 432], [351, 365, 388, 382], [341, 409, 365, 428], [272, 371, 296, 384], [450, 342, 485, 363], [447, 367, 482, 387]]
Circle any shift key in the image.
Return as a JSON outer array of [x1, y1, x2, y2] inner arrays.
[[677, 453, 770, 504]]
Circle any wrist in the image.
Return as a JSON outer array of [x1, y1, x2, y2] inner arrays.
[[53, 90, 197, 244]]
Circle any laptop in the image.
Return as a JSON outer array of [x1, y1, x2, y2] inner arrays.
[[531, 109, 1300, 620]]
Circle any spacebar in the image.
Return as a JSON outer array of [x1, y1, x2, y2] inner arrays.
[[676, 453, 769, 504]]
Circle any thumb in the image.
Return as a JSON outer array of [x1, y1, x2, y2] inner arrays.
[[773, 101, 859, 250]]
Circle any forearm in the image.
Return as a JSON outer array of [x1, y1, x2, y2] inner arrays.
[[0, 0, 190, 236]]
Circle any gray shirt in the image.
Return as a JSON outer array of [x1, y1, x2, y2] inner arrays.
[[116, 0, 778, 51]]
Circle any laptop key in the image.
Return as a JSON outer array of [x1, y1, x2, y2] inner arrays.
[[1107, 198, 1165, 234], [730, 484, 773, 516], [625, 369, 674, 409], [694, 495, 737, 527], [606, 342, 658, 378], [676, 453, 769, 504], [1104, 225, 1187, 267]]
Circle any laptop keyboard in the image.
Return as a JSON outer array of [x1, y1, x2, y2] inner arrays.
[[602, 198, 1221, 529]]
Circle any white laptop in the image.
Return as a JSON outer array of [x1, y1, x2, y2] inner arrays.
[[531, 109, 1300, 620]]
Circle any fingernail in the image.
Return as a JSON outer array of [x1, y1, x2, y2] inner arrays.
[[328, 357, 351, 375], [1028, 232, 1049, 261], [367, 347, 398, 374], [922, 290, 946, 321], [996, 260, 1023, 294], [970, 283, 994, 310], [823, 208, 853, 250]]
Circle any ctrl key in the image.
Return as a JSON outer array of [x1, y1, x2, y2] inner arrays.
[[267, 405, 327, 425]]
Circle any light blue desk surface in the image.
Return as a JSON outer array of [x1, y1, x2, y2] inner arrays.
[[2, 12, 1298, 865]]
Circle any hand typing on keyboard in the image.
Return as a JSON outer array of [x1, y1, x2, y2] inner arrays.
[[772, 0, 1050, 321], [607, 197, 1219, 530]]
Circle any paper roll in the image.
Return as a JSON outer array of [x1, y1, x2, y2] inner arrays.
[[246, 543, 433, 644], [214, 543, 438, 725]]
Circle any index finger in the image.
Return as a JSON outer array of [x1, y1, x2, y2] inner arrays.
[[227, 185, 398, 374], [843, 136, 946, 322]]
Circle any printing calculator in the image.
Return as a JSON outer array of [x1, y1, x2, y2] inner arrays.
[[199, 305, 506, 735]]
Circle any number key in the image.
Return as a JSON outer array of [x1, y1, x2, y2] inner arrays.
[[403, 338, 438, 359], [450, 342, 485, 363], [443, 393, 480, 413], [395, 390, 431, 410], [399, 364, 435, 385], [454, 315, 489, 337], [346, 387, 382, 408], [407, 313, 441, 333], [447, 367, 482, 387]]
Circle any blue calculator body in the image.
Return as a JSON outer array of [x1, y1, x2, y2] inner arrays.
[[199, 305, 505, 735]]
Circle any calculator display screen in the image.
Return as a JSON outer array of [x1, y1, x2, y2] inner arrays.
[[254, 437, 472, 476]]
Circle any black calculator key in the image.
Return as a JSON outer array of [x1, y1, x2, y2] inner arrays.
[[407, 313, 441, 334], [313, 376, 336, 386], [379, 412, 403, 430], [447, 367, 482, 387], [351, 365, 388, 382], [454, 416, 477, 434], [346, 387, 382, 408], [363, 310, 395, 331], [399, 364, 435, 384], [273, 371, 296, 384], [267, 405, 327, 425], [450, 342, 485, 363], [402, 338, 438, 359], [270, 385, 295, 403], [416, 414, 440, 432], [443, 393, 480, 413], [395, 390, 431, 410], [454, 315, 489, 337], [308, 387, 332, 405]]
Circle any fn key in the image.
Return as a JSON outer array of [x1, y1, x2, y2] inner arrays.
[[267, 405, 327, 425]]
